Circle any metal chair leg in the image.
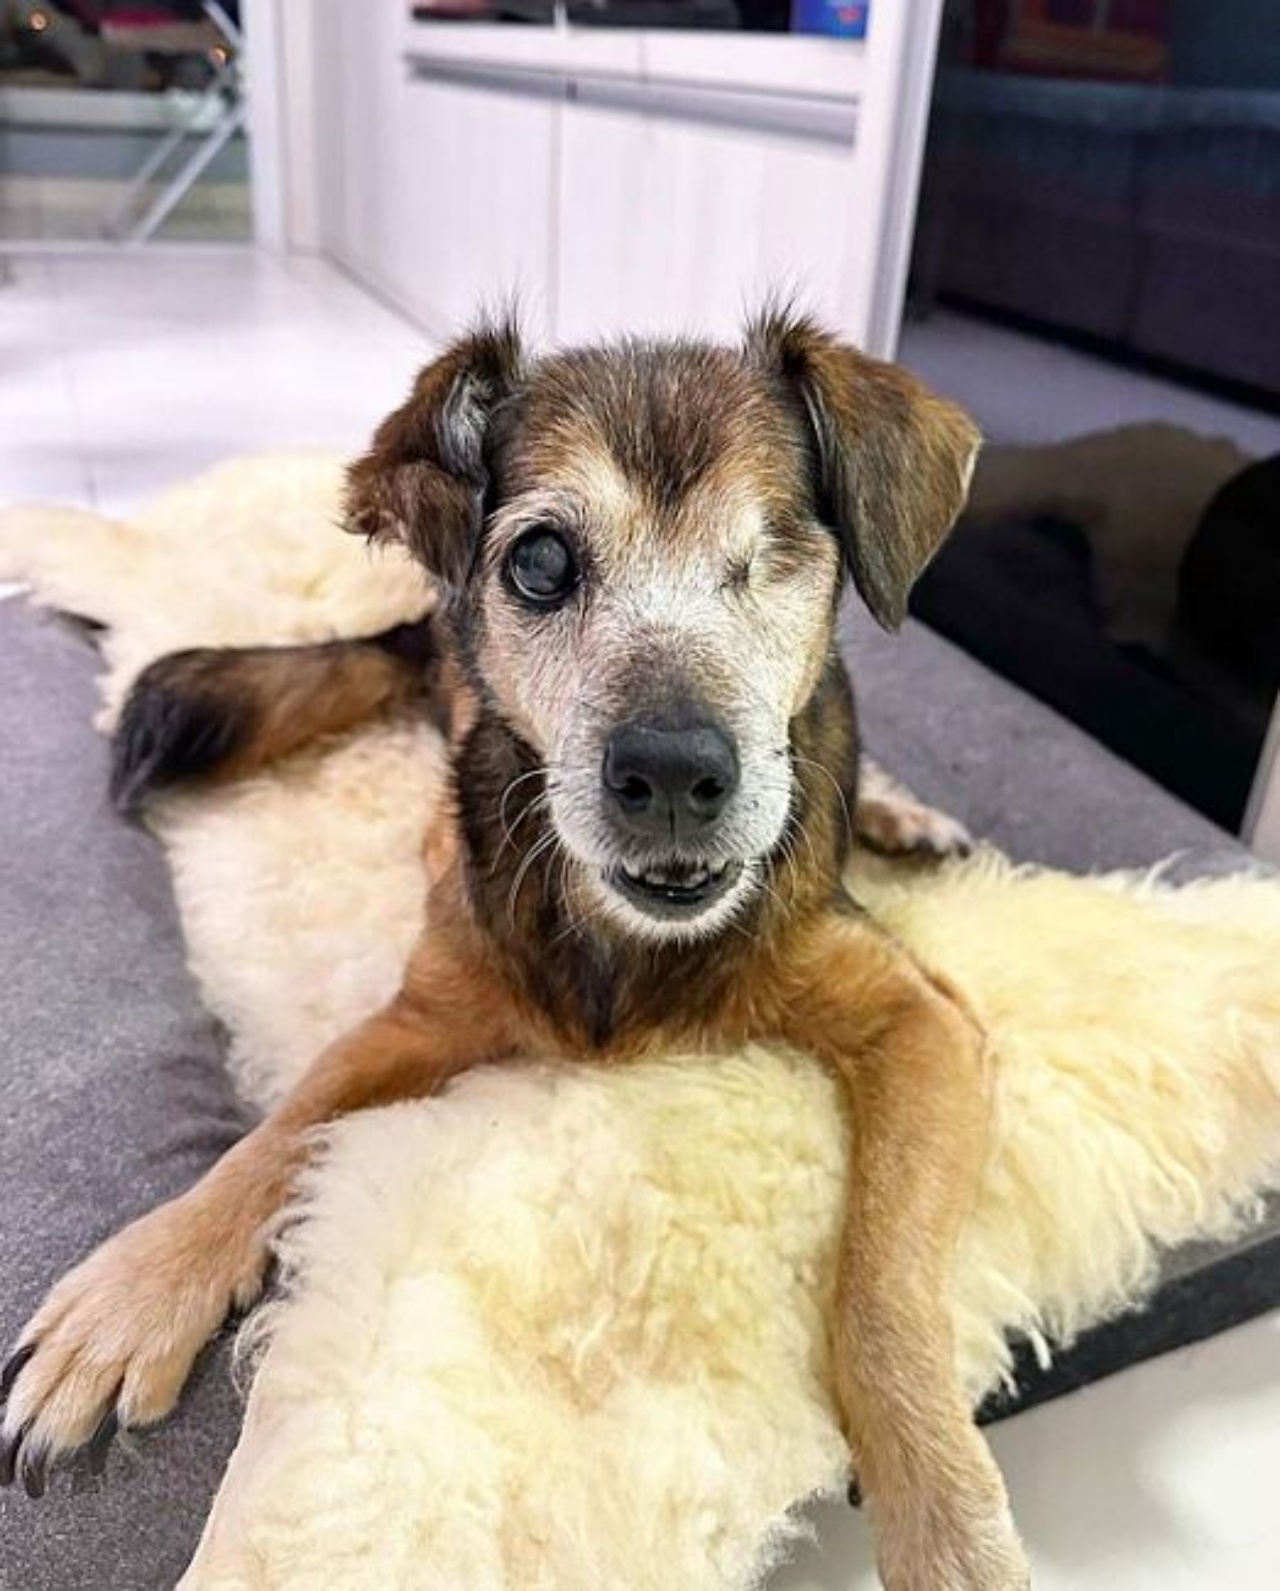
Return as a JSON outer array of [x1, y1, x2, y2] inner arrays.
[[123, 97, 247, 243], [103, 0, 246, 244]]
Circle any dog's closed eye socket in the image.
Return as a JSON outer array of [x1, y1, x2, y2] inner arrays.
[[505, 528, 580, 608], [722, 553, 754, 594]]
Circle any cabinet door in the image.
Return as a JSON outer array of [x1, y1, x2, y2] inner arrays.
[[385, 73, 557, 340], [310, 3, 557, 340], [555, 97, 859, 347]]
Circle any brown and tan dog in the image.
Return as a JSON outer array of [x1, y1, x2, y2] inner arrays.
[[1, 311, 1027, 1588]]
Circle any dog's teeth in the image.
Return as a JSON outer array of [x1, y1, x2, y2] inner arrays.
[[619, 860, 728, 893]]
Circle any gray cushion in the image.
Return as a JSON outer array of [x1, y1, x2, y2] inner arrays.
[[0, 602, 249, 1590], [841, 607, 1249, 879], [0, 596, 1269, 1590]]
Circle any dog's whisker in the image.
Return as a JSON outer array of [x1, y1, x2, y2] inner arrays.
[[755, 873, 793, 926], [550, 861, 595, 948], [491, 788, 554, 874], [498, 767, 544, 827], [506, 828, 560, 927], [781, 811, 822, 881], [791, 752, 855, 848]]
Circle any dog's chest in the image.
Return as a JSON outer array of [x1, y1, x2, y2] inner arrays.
[[511, 917, 762, 1060], [550, 934, 623, 1050]]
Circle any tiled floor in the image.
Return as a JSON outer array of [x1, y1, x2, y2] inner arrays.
[[2, 249, 1278, 1589], [1, 248, 431, 517]]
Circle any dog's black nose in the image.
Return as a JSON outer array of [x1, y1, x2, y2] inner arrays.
[[602, 719, 739, 839]]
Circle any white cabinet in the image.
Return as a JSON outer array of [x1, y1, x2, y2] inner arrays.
[[287, 3, 941, 354], [555, 95, 859, 345]]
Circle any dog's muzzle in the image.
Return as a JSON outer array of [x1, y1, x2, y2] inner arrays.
[[597, 716, 744, 922]]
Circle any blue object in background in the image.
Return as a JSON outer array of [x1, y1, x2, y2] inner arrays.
[[791, 0, 869, 40]]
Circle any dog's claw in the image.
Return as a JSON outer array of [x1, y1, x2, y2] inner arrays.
[[19, 1436, 50, 1500], [0, 1346, 123, 1494], [0, 1341, 37, 1404], [0, 1418, 33, 1489], [86, 1405, 119, 1478]]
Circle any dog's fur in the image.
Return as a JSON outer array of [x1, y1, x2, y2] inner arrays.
[[1, 312, 1029, 1587]]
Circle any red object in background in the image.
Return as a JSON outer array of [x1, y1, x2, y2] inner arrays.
[[970, 0, 1171, 82]]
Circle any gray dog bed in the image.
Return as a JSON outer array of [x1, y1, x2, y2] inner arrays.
[[2, 597, 1275, 1589]]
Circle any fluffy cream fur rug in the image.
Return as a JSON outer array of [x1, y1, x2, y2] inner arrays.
[[2, 458, 1279, 1591]]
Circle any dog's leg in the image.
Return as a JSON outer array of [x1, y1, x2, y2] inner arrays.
[[0, 937, 513, 1497], [856, 759, 973, 860], [781, 916, 1027, 1590]]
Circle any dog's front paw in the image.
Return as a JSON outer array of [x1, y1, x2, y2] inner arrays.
[[855, 760, 974, 862], [857, 796, 974, 861], [0, 1192, 266, 1497]]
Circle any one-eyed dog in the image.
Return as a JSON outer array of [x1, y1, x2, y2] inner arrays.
[[1, 311, 1028, 1588]]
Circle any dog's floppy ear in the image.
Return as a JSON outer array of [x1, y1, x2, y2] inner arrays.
[[745, 309, 980, 629], [345, 319, 522, 593]]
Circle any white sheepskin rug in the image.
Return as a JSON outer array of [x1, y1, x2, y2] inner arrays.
[[2, 458, 1279, 1591]]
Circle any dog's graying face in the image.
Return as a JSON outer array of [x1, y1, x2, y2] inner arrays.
[[473, 344, 842, 939], [347, 311, 979, 941]]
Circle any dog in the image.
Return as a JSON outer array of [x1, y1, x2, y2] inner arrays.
[[1, 310, 1028, 1589]]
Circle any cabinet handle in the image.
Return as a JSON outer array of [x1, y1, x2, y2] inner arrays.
[[405, 55, 858, 145], [406, 57, 568, 103]]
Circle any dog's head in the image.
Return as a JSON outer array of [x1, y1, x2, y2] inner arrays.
[[347, 311, 978, 941]]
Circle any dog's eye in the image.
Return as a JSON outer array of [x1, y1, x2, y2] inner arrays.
[[507, 530, 578, 606]]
